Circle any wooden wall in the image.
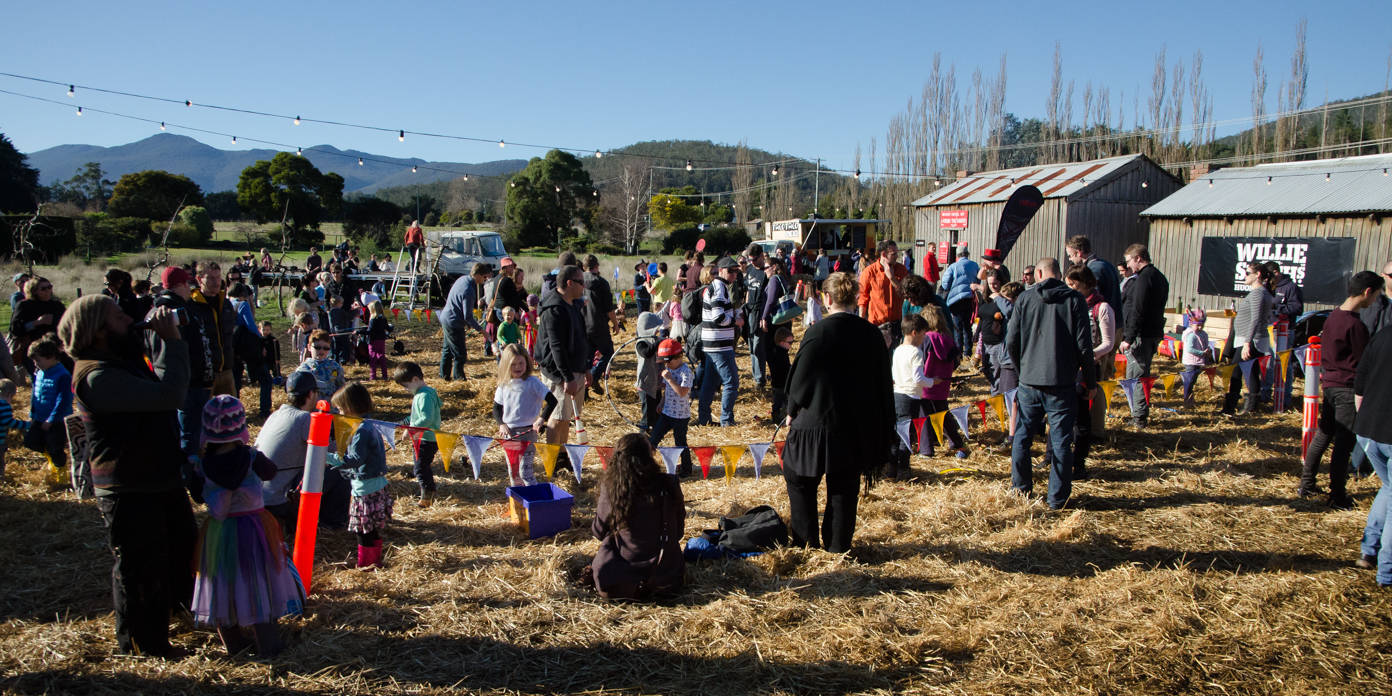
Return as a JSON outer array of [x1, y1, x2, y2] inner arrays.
[[1148, 215, 1392, 312]]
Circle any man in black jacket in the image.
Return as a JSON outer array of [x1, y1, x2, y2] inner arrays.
[[743, 244, 769, 388], [1262, 260, 1304, 406], [149, 266, 214, 462], [583, 255, 618, 397], [1117, 244, 1169, 428], [189, 261, 237, 397], [536, 265, 590, 448], [1006, 258, 1096, 510]]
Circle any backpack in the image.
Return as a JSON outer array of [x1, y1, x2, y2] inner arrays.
[[716, 505, 788, 552], [680, 284, 708, 326]]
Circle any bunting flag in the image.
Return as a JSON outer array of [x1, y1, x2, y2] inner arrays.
[[949, 405, 969, 438], [895, 420, 913, 450], [773, 441, 786, 468], [1118, 378, 1140, 412], [332, 415, 362, 454], [911, 417, 928, 448], [987, 394, 1006, 428], [594, 446, 613, 470], [975, 400, 988, 424], [1257, 355, 1270, 378], [434, 432, 459, 473], [1203, 367, 1216, 389], [1279, 350, 1292, 378], [1098, 380, 1117, 409], [534, 442, 561, 479], [1237, 359, 1256, 381], [410, 308, 421, 322], [1160, 374, 1179, 397], [720, 445, 744, 482], [929, 411, 947, 446], [657, 447, 685, 475], [747, 443, 771, 479], [563, 444, 590, 482], [499, 439, 528, 483], [692, 446, 717, 479], [424, 309, 433, 322], [1139, 376, 1156, 404], [463, 435, 492, 480], [1294, 345, 1308, 371], [1216, 364, 1235, 385], [1267, 325, 1278, 351], [366, 419, 398, 450], [391, 307, 400, 319]]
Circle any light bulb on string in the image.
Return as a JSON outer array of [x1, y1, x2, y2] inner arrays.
[[592, 190, 598, 197], [398, 130, 405, 142], [411, 166, 417, 173], [1267, 176, 1272, 185], [1384, 169, 1389, 177], [296, 147, 302, 155], [1208, 179, 1213, 189], [854, 169, 861, 178], [231, 136, 237, 144], [498, 139, 505, 148], [75, 106, 82, 116], [1325, 173, 1331, 182], [293, 115, 301, 126], [67, 85, 74, 97], [1141, 181, 1149, 188], [555, 186, 561, 193], [771, 166, 779, 176], [685, 160, 693, 171], [185, 100, 191, 107], [462, 175, 468, 181], [358, 158, 364, 166], [159, 121, 166, 131], [595, 150, 602, 158]]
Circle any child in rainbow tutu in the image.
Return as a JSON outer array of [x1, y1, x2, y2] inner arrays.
[[192, 395, 298, 657]]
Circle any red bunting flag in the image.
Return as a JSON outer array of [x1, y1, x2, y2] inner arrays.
[[1203, 367, 1216, 389], [391, 307, 399, 319], [1139, 376, 1156, 404], [911, 417, 927, 449], [499, 439, 528, 482], [1257, 355, 1270, 377], [594, 446, 613, 470], [691, 446, 717, 479], [976, 400, 988, 423], [773, 441, 786, 468]]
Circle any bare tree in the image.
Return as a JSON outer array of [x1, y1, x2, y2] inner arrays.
[[1250, 43, 1268, 163], [1382, 50, 1391, 154], [603, 163, 650, 254], [986, 55, 1008, 170], [1045, 42, 1063, 163], [732, 141, 752, 223], [1189, 51, 1213, 163], [1276, 19, 1308, 160], [1148, 46, 1168, 161]]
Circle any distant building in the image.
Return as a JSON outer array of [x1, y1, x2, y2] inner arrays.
[[1141, 153, 1392, 310], [911, 154, 1182, 275]]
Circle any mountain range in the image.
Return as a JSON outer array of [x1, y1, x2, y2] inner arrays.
[[25, 133, 528, 194]]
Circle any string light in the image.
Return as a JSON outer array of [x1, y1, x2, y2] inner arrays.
[[184, 100, 191, 107], [1325, 172, 1331, 182], [1266, 176, 1272, 185], [231, 136, 237, 144], [771, 166, 779, 176], [66, 84, 74, 97], [1208, 179, 1213, 188], [854, 168, 861, 178], [398, 129, 405, 142], [498, 139, 505, 148], [159, 121, 165, 130], [555, 186, 561, 193], [685, 159, 693, 171], [595, 150, 602, 158], [293, 115, 301, 125], [296, 147, 302, 155], [75, 106, 82, 116], [411, 166, 417, 173], [357, 157, 364, 166], [462, 174, 468, 181]]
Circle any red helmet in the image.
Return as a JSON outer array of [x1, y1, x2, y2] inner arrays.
[[657, 338, 683, 358]]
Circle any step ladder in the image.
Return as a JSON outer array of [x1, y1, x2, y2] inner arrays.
[[386, 242, 442, 310]]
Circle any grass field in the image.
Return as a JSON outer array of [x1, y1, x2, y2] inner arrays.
[[0, 297, 1389, 695]]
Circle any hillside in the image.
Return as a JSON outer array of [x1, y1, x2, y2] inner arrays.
[[26, 133, 527, 194]]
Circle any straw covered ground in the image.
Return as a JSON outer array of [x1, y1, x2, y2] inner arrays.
[[2, 311, 1391, 695]]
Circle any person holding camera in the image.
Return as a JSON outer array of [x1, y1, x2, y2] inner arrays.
[[59, 294, 197, 658]]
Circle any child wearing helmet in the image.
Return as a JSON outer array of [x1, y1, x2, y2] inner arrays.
[[648, 338, 693, 477], [1180, 308, 1211, 409]]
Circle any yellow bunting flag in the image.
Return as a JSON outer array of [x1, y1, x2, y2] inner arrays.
[[411, 308, 422, 322], [1216, 364, 1236, 385], [1098, 381, 1117, 411], [332, 415, 362, 454], [1279, 350, 1291, 377], [1267, 325, 1277, 350], [1160, 374, 1179, 397], [720, 445, 744, 482], [534, 442, 561, 479], [987, 394, 1006, 428], [434, 432, 459, 473], [929, 411, 947, 446]]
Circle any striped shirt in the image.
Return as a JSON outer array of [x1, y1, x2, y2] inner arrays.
[[0, 399, 16, 448], [700, 278, 738, 352]]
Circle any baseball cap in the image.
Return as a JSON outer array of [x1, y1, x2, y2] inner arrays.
[[161, 266, 191, 289], [12, 273, 27, 283], [286, 370, 318, 397], [717, 256, 739, 271], [657, 338, 683, 358]]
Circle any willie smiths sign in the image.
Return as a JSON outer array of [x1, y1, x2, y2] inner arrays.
[[1197, 236, 1356, 305]]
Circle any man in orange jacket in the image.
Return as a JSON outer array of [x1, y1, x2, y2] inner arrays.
[[858, 240, 908, 341]]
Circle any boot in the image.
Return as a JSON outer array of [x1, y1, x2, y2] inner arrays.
[[370, 539, 385, 568], [356, 544, 373, 570]]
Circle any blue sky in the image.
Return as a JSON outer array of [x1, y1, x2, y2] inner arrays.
[[2, 1, 1389, 175]]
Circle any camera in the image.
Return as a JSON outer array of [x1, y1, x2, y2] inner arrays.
[[133, 306, 189, 331]]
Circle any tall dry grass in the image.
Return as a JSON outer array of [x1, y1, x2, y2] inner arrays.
[[0, 291, 1388, 695]]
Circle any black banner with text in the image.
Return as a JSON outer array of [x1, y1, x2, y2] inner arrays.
[[1197, 236, 1356, 305]]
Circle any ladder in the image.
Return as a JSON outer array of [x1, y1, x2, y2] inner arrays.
[[386, 242, 442, 310]]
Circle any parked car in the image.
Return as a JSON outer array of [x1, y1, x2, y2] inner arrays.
[[428, 230, 511, 282]]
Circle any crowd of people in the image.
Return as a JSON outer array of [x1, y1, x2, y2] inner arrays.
[[7, 233, 1392, 656]]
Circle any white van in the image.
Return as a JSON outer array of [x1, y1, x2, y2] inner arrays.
[[428, 230, 511, 280]]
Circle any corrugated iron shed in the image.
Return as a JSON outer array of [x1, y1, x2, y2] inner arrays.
[[911, 154, 1149, 207], [1141, 153, 1392, 217]]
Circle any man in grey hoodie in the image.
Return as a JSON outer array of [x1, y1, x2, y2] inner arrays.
[[1006, 258, 1096, 510]]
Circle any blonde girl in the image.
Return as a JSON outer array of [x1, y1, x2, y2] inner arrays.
[[493, 344, 549, 486]]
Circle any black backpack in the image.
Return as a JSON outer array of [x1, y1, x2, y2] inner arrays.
[[680, 284, 708, 326], [715, 505, 788, 553]]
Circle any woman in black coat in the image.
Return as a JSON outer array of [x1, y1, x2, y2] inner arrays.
[[591, 433, 685, 600], [782, 271, 894, 553], [9, 276, 65, 377]]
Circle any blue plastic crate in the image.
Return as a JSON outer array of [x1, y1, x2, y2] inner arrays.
[[505, 483, 574, 539]]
